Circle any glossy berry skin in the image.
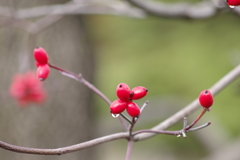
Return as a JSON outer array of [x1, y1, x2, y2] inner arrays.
[[110, 99, 128, 114], [116, 83, 131, 102], [37, 64, 50, 81], [131, 86, 148, 100], [227, 0, 240, 6], [34, 47, 49, 65], [199, 90, 214, 108], [126, 102, 140, 117]]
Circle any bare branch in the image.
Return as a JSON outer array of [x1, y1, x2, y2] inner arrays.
[[0, 132, 128, 155], [134, 64, 240, 141], [14, 1, 145, 19], [49, 63, 112, 105], [48, 63, 130, 130], [127, 0, 220, 19], [188, 122, 211, 132], [125, 140, 133, 160]]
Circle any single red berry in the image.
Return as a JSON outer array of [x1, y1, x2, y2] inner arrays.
[[110, 99, 128, 114], [198, 90, 214, 108], [227, 0, 240, 6], [37, 64, 50, 81], [116, 83, 131, 102], [131, 86, 148, 100], [126, 102, 140, 117], [34, 47, 49, 65]]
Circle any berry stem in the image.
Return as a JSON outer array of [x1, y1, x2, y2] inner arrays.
[[128, 118, 136, 138], [185, 108, 207, 131], [120, 113, 133, 125]]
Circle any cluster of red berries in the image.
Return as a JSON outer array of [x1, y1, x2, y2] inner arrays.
[[33, 47, 50, 81], [198, 90, 214, 109], [110, 83, 148, 118], [227, 0, 240, 7]]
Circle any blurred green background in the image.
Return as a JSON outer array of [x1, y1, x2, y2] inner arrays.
[[86, 4, 240, 160]]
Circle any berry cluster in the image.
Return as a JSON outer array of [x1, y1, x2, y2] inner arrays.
[[110, 83, 148, 118], [33, 47, 50, 81], [198, 90, 214, 109]]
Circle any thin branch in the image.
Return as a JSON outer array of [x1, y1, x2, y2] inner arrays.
[[185, 108, 207, 131], [26, 1, 74, 34], [120, 113, 133, 125], [48, 63, 129, 130], [49, 63, 112, 105], [125, 140, 133, 160], [134, 64, 240, 141], [140, 100, 149, 113], [133, 120, 211, 137], [188, 122, 211, 132], [128, 118, 136, 138], [133, 129, 180, 136], [0, 132, 128, 155], [16, 1, 145, 19], [127, 0, 220, 19]]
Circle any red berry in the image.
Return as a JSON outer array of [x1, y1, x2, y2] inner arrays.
[[35, 61, 40, 67], [34, 47, 49, 65], [37, 64, 50, 81], [110, 99, 128, 114], [126, 102, 140, 117], [116, 83, 131, 102], [131, 86, 148, 100], [227, 0, 240, 6], [198, 90, 214, 108]]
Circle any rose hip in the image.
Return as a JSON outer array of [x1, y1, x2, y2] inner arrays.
[[199, 90, 214, 108], [110, 99, 128, 114], [131, 86, 148, 100], [34, 47, 49, 65], [126, 102, 140, 117], [116, 83, 131, 102]]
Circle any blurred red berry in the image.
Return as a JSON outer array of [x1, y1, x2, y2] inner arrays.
[[37, 64, 50, 81], [9, 71, 46, 107], [131, 86, 148, 100], [199, 90, 214, 108], [35, 61, 40, 67], [126, 102, 140, 117], [116, 83, 131, 102], [33, 47, 49, 65], [110, 99, 128, 114], [227, 0, 240, 6]]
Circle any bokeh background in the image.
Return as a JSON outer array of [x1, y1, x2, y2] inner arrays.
[[0, 0, 240, 160]]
